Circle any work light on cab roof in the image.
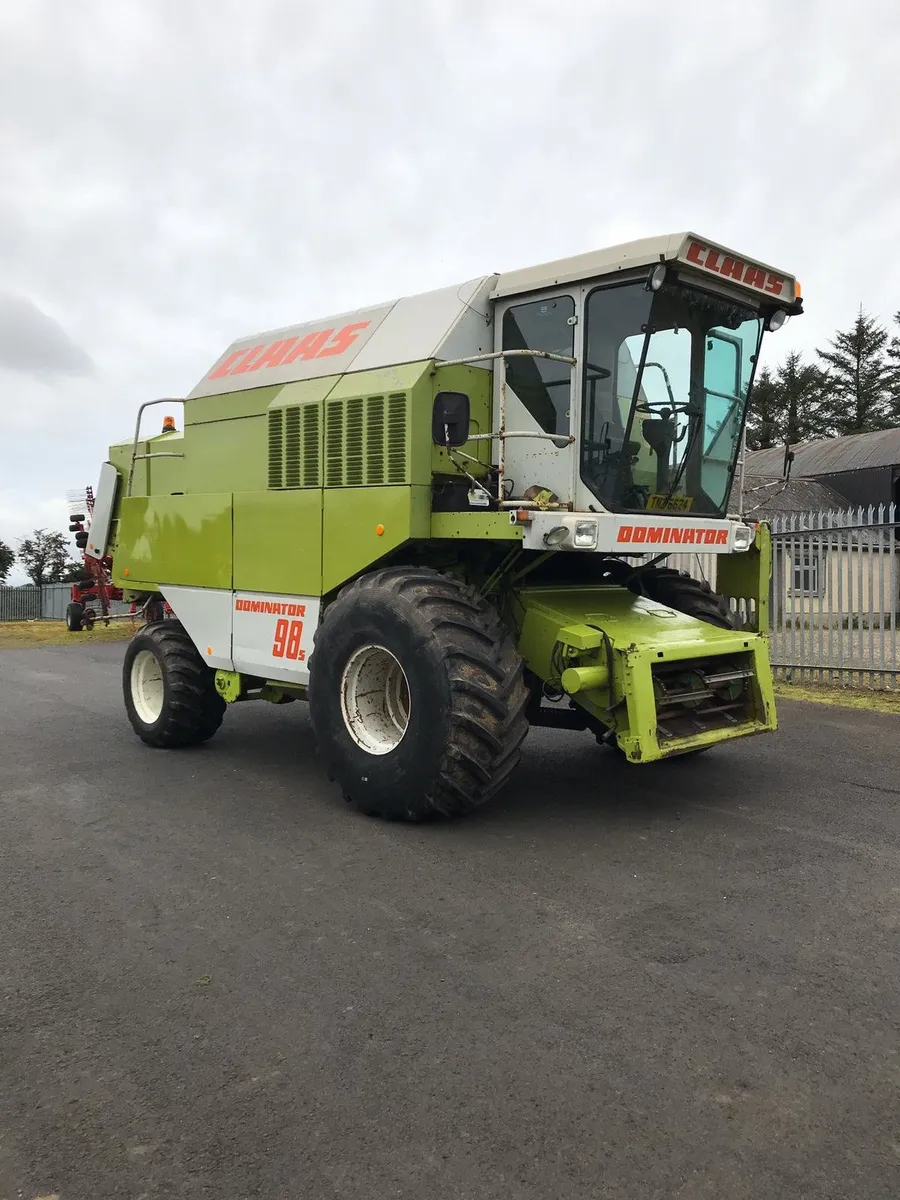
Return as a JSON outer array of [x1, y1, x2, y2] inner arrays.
[[75, 230, 801, 821]]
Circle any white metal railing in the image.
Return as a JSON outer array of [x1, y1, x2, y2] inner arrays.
[[671, 505, 900, 690]]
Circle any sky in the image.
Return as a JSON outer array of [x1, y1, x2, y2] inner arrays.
[[1, 0, 898, 581]]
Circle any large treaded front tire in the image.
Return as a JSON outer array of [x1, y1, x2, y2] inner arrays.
[[123, 621, 225, 748], [630, 568, 735, 629], [308, 567, 530, 820]]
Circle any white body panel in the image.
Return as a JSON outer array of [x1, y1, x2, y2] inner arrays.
[[232, 592, 321, 685], [518, 510, 753, 555], [161, 587, 322, 684], [350, 276, 495, 373], [161, 586, 235, 669], [85, 461, 120, 560], [190, 276, 496, 400]]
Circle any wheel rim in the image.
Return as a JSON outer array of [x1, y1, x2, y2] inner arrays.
[[340, 644, 411, 755], [131, 649, 164, 725]]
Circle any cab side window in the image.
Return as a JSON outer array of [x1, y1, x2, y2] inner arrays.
[[502, 296, 575, 436]]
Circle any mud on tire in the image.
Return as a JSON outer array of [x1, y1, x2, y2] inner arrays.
[[308, 567, 530, 820], [123, 621, 225, 748]]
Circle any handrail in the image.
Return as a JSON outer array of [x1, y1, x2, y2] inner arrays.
[[126, 398, 185, 497]]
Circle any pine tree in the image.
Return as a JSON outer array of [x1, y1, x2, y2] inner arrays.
[[745, 353, 825, 451], [816, 307, 894, 435], [745, 366, 781, 450]]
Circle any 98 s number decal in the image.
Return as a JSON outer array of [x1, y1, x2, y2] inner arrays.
[[231, 592, 320, 682], [272, 618, 305, 661]]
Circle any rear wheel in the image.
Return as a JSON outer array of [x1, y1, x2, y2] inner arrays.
[[65, 602, 84, 632], [308, 567, 530, 820], [123, 622, 225, 748]]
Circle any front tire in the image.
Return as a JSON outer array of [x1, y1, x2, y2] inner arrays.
[[123, 622, 225, 748], [66, 602, 84, 632], [308, 567, 529, 820], [630, 568, 735, 629]]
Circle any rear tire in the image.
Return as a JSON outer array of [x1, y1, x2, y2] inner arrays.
[[308, 567, 530, 820], [123, 622, 225, 748], [66, 602, 84, 632], [630, 568, 735, 629]]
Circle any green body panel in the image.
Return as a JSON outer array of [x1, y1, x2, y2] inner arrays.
[[113, 493, 232, 590], [233, 489, 323, 594], [186, 416, 268, 493], [430, 512, 523, 540], [514, 584, 776, 762], [716, 523, 771, 632], [321, 485, 430, 594], [189, 382, 287, 426], [430, 364, 492, 477]]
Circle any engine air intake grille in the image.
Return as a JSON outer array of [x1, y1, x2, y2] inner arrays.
[[267, 405, 320, 488], [324, 392, 409, 487]]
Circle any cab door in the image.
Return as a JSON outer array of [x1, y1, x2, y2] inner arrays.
[[492, 291, 578, 504]]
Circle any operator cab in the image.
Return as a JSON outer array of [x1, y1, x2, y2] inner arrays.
[[489, 233, 801, 522]]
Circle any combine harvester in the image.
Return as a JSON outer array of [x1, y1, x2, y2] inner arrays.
[[79, 233, 801, 818]]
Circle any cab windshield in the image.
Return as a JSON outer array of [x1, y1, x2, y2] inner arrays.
[[581, 280, 764, 517]]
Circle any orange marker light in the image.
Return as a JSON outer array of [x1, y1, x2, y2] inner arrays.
[[207, 646, 212, 655], [123, 568, 130, 577], [794, 280, 802, 299], [162, 415, 176, 432], [375, 524, 385, 536]]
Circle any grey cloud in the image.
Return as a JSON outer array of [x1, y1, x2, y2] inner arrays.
[[0, 293, 93, 377]]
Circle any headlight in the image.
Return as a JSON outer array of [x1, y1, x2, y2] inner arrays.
[[732, 525, 753, 551], [573, 519, 599, 549], [766, 309, 788, 332], [543, 525, 569, 548]]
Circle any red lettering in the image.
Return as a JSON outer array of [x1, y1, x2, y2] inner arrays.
[[632, 526, 647, 543], [208, 350, 245, 380], [704, 250, 722, 273], [272, 618, 289, 658], [720, 256, 745, 281], [283, 329, 334, 363], [668, 529, 683, 543], [617, 526, 633, 543], [230, 345, 266, 375], [248, 338, 298, 371], [686, 241, 706, 266], [703, 530, 718, 544], [743, 266, 767, 290], [717, 530, 728, 545], [286, 620, 303, 659], [317, 321, 371, 358], [764, 273, 785, 296], [682, 529, 696, 544], [646, 528, 663, 543]]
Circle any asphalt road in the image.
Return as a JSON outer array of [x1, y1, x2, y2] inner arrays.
[[2, 643, 900, 1200]]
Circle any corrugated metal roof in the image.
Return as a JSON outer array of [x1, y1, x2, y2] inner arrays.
[[745, 428, 900, 477], [732, 474, 848, 516]]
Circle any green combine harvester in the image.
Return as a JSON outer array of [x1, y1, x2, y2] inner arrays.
[[82, 232, 801, 819]]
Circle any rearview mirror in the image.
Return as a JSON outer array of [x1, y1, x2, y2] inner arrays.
[[432, 391, 470, 448]]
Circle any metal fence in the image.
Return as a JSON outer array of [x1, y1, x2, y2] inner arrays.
[[0, 582, 132, 622], [671, 505, 900, 690]]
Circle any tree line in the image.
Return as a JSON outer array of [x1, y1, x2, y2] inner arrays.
[[0, 530, 80, 587], [746, 306, 900, 451]]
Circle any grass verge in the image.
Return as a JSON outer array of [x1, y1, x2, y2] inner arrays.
[[774, 679, 900, 714], [0, 621, 137, 649]]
